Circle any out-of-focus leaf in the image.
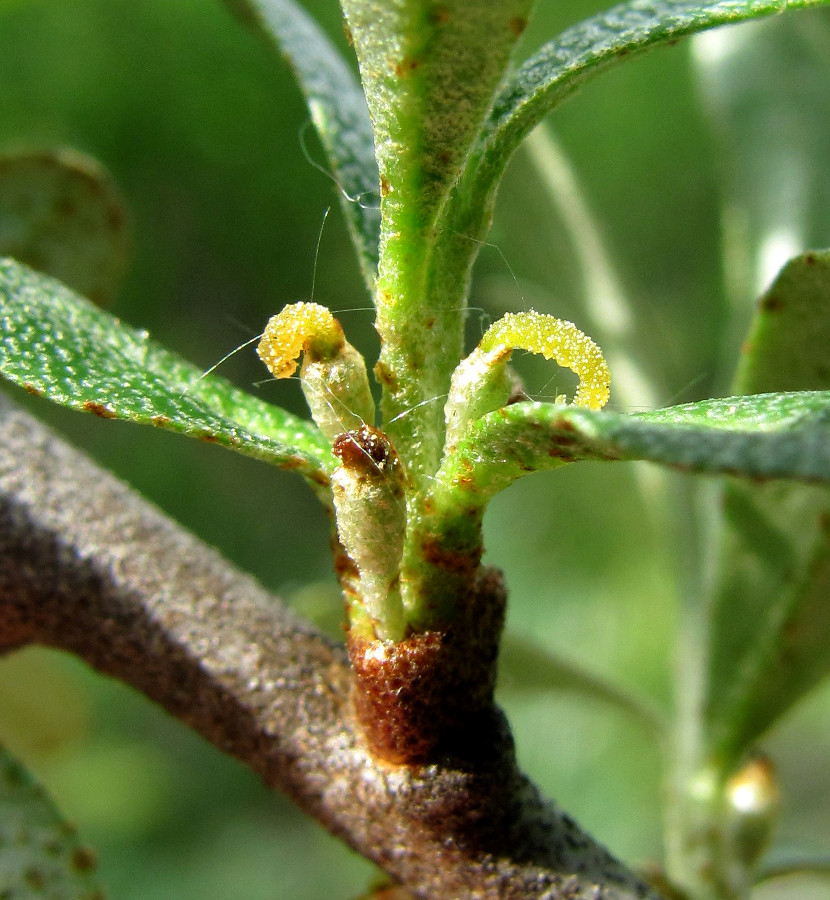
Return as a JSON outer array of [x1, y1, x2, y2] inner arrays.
[[0, 149, 129, 307], [0, 742, 105, 899], [223, 0, 380, 288], [735, 251, 830, 393], [499, 634, 665, 737], [703, 252, 830, 768], [0, 258, 333, 484], [693, 9, 830, 306]]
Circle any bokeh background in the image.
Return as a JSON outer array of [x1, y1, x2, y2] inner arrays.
[[1, 0, 830, 896]]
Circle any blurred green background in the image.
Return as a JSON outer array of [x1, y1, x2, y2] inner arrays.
[[1, 0, 830, 896]]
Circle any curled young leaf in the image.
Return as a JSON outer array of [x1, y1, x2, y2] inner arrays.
[[258, 302, 375, 443], [478, 311, 611, 410], [444, 310, 610, 451]]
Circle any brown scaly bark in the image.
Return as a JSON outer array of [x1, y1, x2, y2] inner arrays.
[[0, 392, 661, 900]]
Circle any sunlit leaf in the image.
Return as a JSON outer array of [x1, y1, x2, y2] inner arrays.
[[703, 251, 830, 767], [0, 258, 333, 484], [0, 149, 129, 307], [223, 0, 380, 287], [0, 742, 105, 899], [419, 392, 830, 572]]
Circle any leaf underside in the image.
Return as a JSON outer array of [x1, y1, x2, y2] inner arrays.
[[704, 251, 830, 767], [0, 258, 333, 483], [0, 742, 105, 900], [0, 149, 130, 307]]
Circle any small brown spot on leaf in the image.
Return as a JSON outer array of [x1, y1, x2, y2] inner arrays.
[[83, 400, 117, 419], [394, 56, 420, 77], [762, 294, 784, 313], [151, 414, 171, 427], [509, 16, 527, 36], [309, 469, 331, 488], [374, 360, 398, 392], [379, 176, 391, 198], [71, 846, 97, 873], [24, 868, 45, 889]]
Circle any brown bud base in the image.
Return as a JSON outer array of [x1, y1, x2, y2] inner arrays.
[[348, 567, 506, 765]]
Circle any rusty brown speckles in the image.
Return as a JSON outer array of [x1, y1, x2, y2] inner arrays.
[[151, 414, 171, 427], [82, 401, 117, 419], [509, 16, 527, 36], [349, 567, 506, 764], [23, 383, 43, 397], [421, 535, 481, 574], [762, 294, 784, 313], [394, 57, 420, 77], [379, 176, 391, 198], [309, 469, 331, 488]]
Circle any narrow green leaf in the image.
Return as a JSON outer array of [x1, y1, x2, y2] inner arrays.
[[0, 258, 333, 483], [499, 634, 665, 737], [441, 393, 830, 504], [702, 251, 830, 768], [445, 0, 830, 259], [223, 0, 380, 288], [342, 0, 532, 227], [0, 149, 130, 307], [414, 393, 830, 582], [0, 742, 105, 899]]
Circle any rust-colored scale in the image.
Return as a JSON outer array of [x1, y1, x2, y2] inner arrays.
[[349, 567, 506, 765]]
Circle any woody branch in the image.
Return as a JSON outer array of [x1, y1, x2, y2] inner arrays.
[[0, 393, 658, 900]]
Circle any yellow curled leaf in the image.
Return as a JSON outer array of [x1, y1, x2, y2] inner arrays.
[[479, 310, 610, 410], [257, 301, 344, 379]]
